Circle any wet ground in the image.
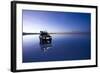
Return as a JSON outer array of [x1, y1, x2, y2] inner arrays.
[[22, 34, 91, 63]]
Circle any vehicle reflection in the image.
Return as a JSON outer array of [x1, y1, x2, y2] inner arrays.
[[40, 43, 52, 52]]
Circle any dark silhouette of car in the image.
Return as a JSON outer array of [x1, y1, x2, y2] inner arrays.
[[39, 31, 52, 44]]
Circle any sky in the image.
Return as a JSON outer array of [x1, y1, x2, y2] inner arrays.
[[22, 10, 91, 33]]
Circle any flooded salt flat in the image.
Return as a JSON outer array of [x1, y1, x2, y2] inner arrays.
[[22, 34, 91, 63]]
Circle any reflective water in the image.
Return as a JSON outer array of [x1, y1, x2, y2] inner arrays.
[[22, 34, 90, 63]]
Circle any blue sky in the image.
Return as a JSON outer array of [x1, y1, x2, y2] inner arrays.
[[23, 10, 91, 33]]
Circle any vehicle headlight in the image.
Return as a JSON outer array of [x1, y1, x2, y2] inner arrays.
[[46, 37, 49, 39]]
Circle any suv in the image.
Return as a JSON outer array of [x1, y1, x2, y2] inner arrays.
[[39, 31, 52, 44]]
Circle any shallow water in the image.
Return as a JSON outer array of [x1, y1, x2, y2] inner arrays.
[[22, 34, 91, 63]]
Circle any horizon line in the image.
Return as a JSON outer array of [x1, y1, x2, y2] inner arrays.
[[23, 32, 90, 35]]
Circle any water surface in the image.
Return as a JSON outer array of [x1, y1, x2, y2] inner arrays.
[[22, 34, 90, 63]]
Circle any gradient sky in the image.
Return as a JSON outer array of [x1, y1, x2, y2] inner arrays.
[[22, 10, 91, 33]]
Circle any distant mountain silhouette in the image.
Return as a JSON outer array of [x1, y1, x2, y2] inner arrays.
[[23, 32, 90, 35]]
